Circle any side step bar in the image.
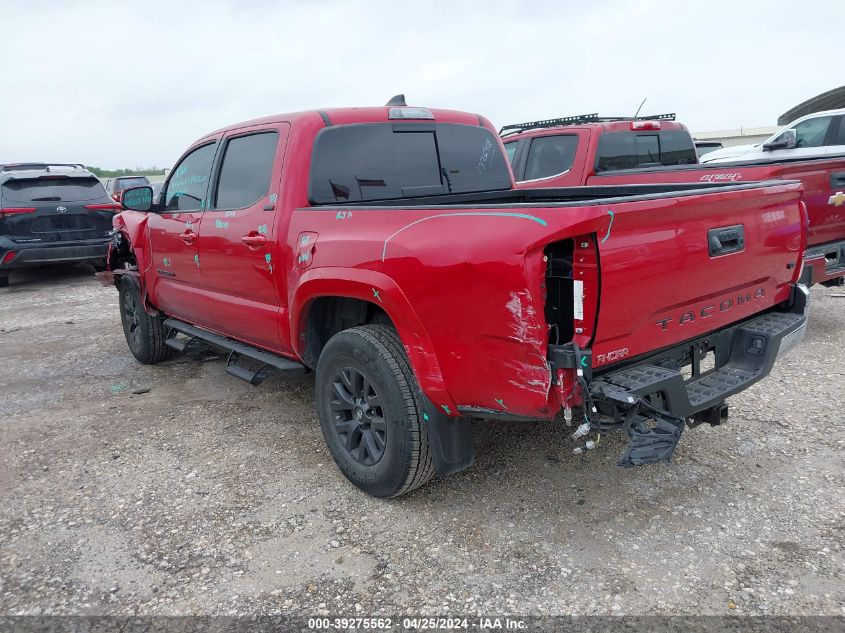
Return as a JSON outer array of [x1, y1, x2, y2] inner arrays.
[[164, 318, 307, 385]]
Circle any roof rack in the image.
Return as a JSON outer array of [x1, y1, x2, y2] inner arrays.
[[0, 162, 86, 173], [499, 113, 676, 136]]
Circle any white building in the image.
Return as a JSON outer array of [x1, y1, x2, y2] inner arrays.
[[692, 126, 780, 148]]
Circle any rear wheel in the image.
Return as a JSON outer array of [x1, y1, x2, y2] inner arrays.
[[118, 276, 172, 364], [0, 275, 8, 288], [316, 325, 435, 497]]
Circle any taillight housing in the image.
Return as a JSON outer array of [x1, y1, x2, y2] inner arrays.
[[0, 207, 37, 217], [1, 251, 18, 266], [631, 121, 661, 130]]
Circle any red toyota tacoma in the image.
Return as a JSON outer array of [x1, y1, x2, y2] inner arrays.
[[501, 113, 845, 286], [108, 101, 809, 497]]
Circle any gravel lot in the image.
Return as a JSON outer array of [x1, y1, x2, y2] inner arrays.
[[0, 266, 843, 617]]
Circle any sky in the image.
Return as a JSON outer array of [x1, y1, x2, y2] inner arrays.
[[0, 0, 840, 169]]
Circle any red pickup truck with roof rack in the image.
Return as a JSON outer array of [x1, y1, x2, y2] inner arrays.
[[501, 113, 845, 287], [108, 98, 808, 497]]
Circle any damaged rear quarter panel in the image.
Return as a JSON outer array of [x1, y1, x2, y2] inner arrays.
[[290, 205, 609, 417]]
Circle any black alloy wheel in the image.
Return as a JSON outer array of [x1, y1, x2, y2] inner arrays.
[[330, 367, 387, 466]]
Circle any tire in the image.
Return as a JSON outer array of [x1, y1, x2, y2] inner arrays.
[[316, 324, 435, 497], [91, 260, 108, 273], [0, 275, 8, 288], [118, 276, 172, 364]]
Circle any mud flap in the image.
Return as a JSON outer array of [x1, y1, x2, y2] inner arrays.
[[618, 397, 686, 468], [420, 396, 475, 477]]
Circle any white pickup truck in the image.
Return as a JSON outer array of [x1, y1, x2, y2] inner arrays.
[[701, 108, 845, 163]]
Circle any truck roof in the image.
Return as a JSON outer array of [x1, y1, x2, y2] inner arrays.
[[499, 113, 689, 140], [198, 106, 489, 144]]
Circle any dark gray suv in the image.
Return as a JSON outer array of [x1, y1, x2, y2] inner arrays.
[[0, 163, 119, 287]]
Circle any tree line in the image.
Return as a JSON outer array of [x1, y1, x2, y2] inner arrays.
[[86, 167, 167, 178]]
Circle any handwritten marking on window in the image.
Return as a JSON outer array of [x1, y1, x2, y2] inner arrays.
[[476, 137, 495, 174]]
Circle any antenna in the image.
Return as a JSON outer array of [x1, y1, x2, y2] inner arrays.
[[385, 94, 407, 106], [634, 97, 647, 119]]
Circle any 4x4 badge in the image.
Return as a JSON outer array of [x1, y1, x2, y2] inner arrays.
[[56, 206, 67, 213]]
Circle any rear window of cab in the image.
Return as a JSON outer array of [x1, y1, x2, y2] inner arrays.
[[309, 123, 512, 204], [596, 130, 697, 172]]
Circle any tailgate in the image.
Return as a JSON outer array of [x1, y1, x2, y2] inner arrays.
[[2, 202, 112, 242], [590, 182, 804, 369]]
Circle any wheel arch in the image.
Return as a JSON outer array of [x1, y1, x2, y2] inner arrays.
[[110, 212, 158, 314], [290, 267, 455, 411]]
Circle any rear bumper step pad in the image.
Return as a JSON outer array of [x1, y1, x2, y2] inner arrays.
[[591, 309, 806, 420], [587, 292, 808, 467]]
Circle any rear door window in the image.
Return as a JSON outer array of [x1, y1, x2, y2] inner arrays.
[[1, 176, 107, 202], [163, 143, 216, 212], [309, 123, 511, 204], [523, 135, 578, 180], [596, 130, 697, 172], [214, 132, 279, 209]]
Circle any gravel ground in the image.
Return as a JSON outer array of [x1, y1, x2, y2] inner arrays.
[[0, 266, 843, 617]]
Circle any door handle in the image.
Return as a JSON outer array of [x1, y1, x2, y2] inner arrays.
[[831, 171, 845, 188], [241, 233, 266, 249], [180, 230, 198, 245], [708, 224, 745, 257]]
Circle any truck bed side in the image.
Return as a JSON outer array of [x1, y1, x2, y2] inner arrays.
[[289, 181, 804, 419], [586, 155, 845, 246]]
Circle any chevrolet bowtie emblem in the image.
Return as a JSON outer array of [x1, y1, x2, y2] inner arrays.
[[830, 191, 845, 206]]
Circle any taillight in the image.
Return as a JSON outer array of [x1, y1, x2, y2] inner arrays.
[[112, 193, 121, 201], [631, 121, 661, 130], [0, 207, 37, 217], [84, 203, 122, 211], [1, 251, 18, 265]]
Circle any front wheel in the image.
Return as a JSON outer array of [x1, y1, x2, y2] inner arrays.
[[315, 325, 435, 497], [118, 276, 172, 364]]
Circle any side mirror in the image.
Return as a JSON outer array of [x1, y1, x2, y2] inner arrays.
[[121, 185, 154, 212], [763, 128, 797, 151]]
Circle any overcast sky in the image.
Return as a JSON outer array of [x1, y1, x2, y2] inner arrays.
[[0, 0, 839, 168]]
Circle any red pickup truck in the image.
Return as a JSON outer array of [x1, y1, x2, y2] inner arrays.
[[501, 114, 845, 286], [108, 102, 809, 497]]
